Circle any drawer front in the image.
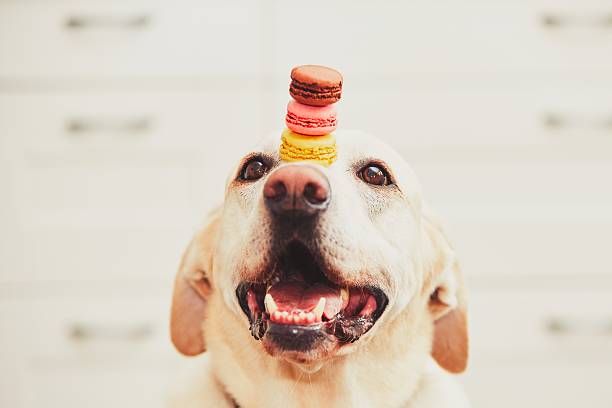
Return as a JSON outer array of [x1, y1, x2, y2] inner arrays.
[[468, 286, 612, 353], [464, 284, 612, 408], [263, 81, 612, 148], [0, 91, 264, 151], [15, 153, 194, 284], [409, 151, 612, 277], [463, 351, 612, 408], [0, 1, 261, 79], [449, 217, 612, 277], [0, 290, 174, 365], [0, 289, 195, 408], [347, 84, 612, 149], [270, 1, 612, 77], [19, 226, 190, 282], [410, 153, 612, 206]]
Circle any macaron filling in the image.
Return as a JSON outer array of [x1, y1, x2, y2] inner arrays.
[[285, 100, 337, 135], [290, 81, 342, 100]]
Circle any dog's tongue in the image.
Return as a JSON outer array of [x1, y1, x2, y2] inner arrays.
[[267, 281, 342, 319]]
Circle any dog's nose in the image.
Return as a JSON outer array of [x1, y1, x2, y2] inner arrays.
[[263, 164, 331, 217]]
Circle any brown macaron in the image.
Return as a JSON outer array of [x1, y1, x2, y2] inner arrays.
[[290, 65, 343, 107]]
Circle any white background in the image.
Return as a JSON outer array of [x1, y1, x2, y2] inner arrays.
[[1, 0, 611, 407]]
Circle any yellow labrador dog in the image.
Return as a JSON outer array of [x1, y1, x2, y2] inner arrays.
[[170, 131, 469, 407]]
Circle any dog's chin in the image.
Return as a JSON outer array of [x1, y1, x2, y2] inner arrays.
[[235, 240, 389, 363], [261, 323, 340, 364]]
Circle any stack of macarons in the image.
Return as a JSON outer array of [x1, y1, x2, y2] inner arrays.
[[280, 65, 342, 166]]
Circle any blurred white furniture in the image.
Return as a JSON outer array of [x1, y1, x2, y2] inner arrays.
[[0, 1, 611, 407]]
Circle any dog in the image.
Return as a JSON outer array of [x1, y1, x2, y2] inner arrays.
[[169, 131, 470, 407]]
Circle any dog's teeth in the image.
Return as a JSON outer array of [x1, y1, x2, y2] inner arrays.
[[313, 297, 326, 322], [306, 312, 315, 324], [273, 311, 282, 322], [264, 293, 278, 314], [340, 287, 350, 308]]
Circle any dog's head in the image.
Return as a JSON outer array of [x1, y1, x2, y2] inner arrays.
[[170, 131, 468, 373]]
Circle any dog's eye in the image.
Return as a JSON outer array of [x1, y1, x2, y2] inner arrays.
[[241, 159, 268, 181], [359, 164, 390, 186]]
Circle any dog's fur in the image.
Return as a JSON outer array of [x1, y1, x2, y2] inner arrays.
[[169, 131, 470, 407]]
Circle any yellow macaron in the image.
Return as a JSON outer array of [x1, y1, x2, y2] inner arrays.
[[279, 129, 337, 166]]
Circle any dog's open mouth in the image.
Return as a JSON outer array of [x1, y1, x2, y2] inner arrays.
[[236, 241, 388, 349]]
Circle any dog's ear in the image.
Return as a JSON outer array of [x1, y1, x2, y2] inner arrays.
[[170, 209, 221, 356], [423, 212, 468, 374]]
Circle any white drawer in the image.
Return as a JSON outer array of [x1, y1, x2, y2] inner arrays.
[[4, 154, 197, 283], [464, 282, 612, 407], [468, 283, 612, 353], [0, 1, 262, 79], [348, 83, 612, 149], [409, 149, 612, 206], [0, 286, 196, 408], [263, 80, 612, 148], [270, 1, 612, 77], [0, 91, 264, 152], [463, 351, 612, 408], [13, 226, 189, 282], [0, 287, 173, 362], [408, 149, 612, 277], [450, 217, 611, 277], [2, 151, 204, 281]]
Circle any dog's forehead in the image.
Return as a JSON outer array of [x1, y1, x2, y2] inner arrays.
[[335, 131, 409, 169]]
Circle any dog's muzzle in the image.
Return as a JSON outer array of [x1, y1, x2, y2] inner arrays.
[[236, 241, 388, 351]]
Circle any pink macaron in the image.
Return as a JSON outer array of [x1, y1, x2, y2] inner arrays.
[[285, 100, 337, 136]]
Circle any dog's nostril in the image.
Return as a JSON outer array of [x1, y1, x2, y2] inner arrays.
[[303, 182, 328, 205], [264, 181, 287, 201], [263, 165, 331, 217]]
